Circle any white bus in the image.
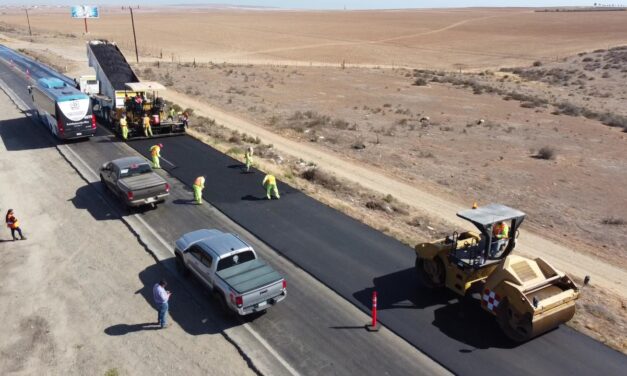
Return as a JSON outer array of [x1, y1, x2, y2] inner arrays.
[[29, 77, 96, 140]]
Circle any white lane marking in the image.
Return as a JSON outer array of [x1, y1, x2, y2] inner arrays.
[[159, 156, 177, 168], [1, 74, 299, 375]]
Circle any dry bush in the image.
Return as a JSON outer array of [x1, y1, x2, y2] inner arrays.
[[601, 217, 625, 225], [301, 167, 345, 193], [285, 110, 331, 132], [537, 146, 557, 160], [414, 78, 428, 86], [365, 194, 409, 215]]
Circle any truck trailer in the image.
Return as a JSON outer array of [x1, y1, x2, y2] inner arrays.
[[83, 40, 186, 139]]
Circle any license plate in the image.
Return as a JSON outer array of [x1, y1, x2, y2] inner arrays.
[[76, 132, 82, 136], [257, 301, 267, 308], [146, 197, 156, 203]]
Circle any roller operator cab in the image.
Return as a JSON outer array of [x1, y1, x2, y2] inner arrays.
[[414, 204, 586, 342]]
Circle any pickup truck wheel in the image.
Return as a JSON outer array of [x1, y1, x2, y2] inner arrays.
[[176, 255, 189, 277], [214, 292, 235, 317]]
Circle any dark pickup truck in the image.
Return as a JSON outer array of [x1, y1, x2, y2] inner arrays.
[[100, 156, 170, 207]]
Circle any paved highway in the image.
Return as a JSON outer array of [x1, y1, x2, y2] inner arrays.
[[0, 46, 445, 376], [1, 46, 625, 375]]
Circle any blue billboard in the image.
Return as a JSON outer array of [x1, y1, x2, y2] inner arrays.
[[71, 6, 99, 19]]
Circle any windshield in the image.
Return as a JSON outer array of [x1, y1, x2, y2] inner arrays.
[[217, 250, 256, 271], [119, 163, 152, 178]]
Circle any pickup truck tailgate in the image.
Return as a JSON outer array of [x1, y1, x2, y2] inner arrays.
[[217, 259, 284, 306], [120, 173, 167, 198]]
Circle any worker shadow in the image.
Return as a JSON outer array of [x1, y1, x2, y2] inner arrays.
[[172, 199, 198, 205], [104, 323, 160, 335], [0, 112, 55, 151], [353, 267, 517, 350], [241, 195, 266, 201], [134, 259, 240, 336]]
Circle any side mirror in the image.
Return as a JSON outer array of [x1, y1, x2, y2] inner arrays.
[[101, 163, 109, 171], [93, 104, 100, 112]]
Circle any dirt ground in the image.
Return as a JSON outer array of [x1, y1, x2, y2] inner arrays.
[[0, 7, 625, 353], [1, 7, 627, 69], [0, 91, 254, 374]]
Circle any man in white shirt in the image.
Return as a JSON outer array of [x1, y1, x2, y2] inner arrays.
[[153, 280, 172, 328]]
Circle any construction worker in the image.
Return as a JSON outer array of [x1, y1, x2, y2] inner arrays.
[[168, 107, 176, 121], [193, 176, 205, 205], [262, 174, 280, 200], [120, 114, 129, 140], [491, 221, 509, 257], [5, 209, 26, 241], [244, 146, 253, 173], [143, 113, 153, 137], [150, 143, 163, 169]]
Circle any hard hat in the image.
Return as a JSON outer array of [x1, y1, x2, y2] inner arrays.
[[158, 143, 163, 148], [472, 202, 478, 209]]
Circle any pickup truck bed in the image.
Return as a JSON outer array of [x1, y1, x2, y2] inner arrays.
[[217, 259, 282, 295]]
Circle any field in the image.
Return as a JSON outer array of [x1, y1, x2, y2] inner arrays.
[[1, 6, 627, 69], [0, 5, 626, 352]]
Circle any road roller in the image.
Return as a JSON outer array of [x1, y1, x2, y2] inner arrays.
[[415, 204, 586, 342]]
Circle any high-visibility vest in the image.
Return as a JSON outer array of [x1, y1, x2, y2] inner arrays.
[[194, 177, 205, 187], [143, 117, 150, 127], [150, 145, 161, 157], [493, 223, 509, 239], [263, 175, 276, 186], [6, 215, 19, 229], [120, 118, 127, 127], [245, 150, 253, 160]]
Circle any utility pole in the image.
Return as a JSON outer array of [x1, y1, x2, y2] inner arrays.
[[84, 18, 88, 34], [24, 7, 32, 37], [129, 7, 139, 63]]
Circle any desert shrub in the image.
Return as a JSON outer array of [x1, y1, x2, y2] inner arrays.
[[228, 131, 242, 144], [520, 101, 538, 108], [537, 146, 556, 160], [599, 113, 627, 129], [414, 78, 428, 86], [554, 102, 582, 116], [301, 168, 344, 192], [183, 108, 194, 115], [533, 61, 542, 67], [582, 57, 593, 62], [332, 119, 350, 130], [601, 217, 625, 225]]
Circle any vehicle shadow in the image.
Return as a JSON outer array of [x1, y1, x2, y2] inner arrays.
[[134, 258, 240, 335], [69, 183, 121, 221], [353, 267, 517, 350], [0, 111, 54, 151]]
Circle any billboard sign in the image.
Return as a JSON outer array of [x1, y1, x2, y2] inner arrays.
[[71, 6, 99, 19]]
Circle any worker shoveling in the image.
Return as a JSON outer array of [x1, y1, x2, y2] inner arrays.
[[414, 204, 587, 342], [79, 40, 187, 140]]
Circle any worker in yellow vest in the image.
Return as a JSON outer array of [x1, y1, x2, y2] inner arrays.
[[150, 144, 163, 169], [143, 113, 153, 137], [193, 176, 205, 205], [262, 174, 280, 200], [490, 221, 510, 257], [120, 114, 129, 140], [244, 147, 253, 173]]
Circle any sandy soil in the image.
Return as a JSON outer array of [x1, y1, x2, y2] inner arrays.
[[0, 90, 254, 374], [1, 7, 627, 69]]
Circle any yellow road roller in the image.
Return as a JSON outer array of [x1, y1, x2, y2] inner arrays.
[[415, 204, 586, 342]]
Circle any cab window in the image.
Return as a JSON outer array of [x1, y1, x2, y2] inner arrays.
[[217, 250, 255, 271]]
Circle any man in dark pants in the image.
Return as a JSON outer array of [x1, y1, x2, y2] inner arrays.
[[152, 280, 172, 328]]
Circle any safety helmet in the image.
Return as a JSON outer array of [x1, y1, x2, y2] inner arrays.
[[158, 143, 163, 148]]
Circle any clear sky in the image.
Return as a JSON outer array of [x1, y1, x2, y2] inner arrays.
[[0, 1, 604, 10]]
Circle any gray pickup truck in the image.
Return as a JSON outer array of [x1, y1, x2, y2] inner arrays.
[[100, 156, 170, 207], [174, 229, 287, 316]]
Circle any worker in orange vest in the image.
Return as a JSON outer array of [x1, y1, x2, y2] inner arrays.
[[193, 176, 205, 205], [5, 209, 26, 241], [150, 144, 163, 169], [262, 174, 280, 200]]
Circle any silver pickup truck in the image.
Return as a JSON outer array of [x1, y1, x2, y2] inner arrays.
[[174, 229, 287, 316], [100, 156, 170, 207]]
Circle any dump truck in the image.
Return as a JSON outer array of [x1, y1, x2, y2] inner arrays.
[[415, 204, 586, 342], [82, 40, 186, 139]]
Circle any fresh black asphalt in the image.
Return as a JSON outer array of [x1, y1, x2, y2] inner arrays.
[[128, 136, 626, 375], [1, 44, 625, 375]]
